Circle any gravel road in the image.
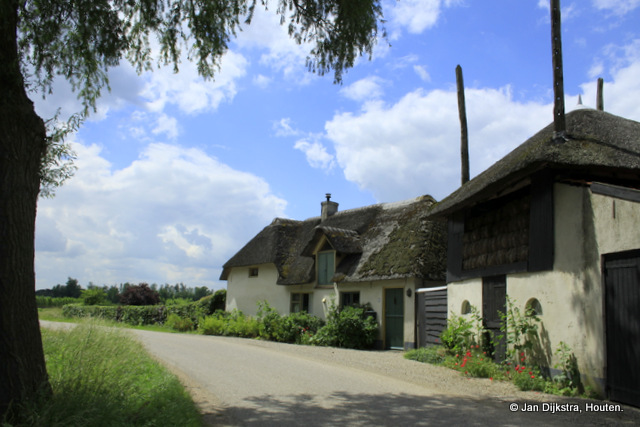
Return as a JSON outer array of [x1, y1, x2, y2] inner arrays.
[[41, 322, 640, 426]]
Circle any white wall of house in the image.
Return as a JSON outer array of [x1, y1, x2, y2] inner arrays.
[[447, 183, 640, 393], [226, 267, 423, 348], [225, 263, 286, 316]]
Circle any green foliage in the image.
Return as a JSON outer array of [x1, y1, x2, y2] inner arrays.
[[499, 296, 540, 364], [199, 310, 260, 338], [552, 341, 582, 393], [404, 346, 447, 365], [36, 297, 81, 308], [439, 313, 474, 355], [199, 315, 227, 336], [256, 301, 325, 343], [445, 348, 502, 379], [81, 288, 106, 306], [14, 324, 201, 426], [165, 313, 195, 332], [512, 366, 547, 392], [313, 304, 378, 350], [196, 289, 226, 316]]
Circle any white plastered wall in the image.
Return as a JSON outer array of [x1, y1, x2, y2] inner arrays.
[[447, 183, 640, 392], [226, 267, 421, 347]]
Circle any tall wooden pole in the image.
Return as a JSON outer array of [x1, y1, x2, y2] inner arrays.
[[597, 77, 604, 111], [456, 65, 470, 185], [551, 0, 566, 140]]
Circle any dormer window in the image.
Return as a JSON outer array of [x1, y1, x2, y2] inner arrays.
[[317, 251, 335, 285]]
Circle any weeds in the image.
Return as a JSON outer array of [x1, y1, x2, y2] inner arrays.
[[6, 323, 201, 426]]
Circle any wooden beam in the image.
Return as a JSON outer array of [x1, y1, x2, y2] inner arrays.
[[551, 0, 566, 140], [456, 65, 470, 185]]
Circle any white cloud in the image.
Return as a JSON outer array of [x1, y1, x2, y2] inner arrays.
[[253, 74, 272, 88], [273, 118, 301, 137], [141, 50, 248, 114], [234, 8, 313, 82], [152, 113, 180, 139], [294, 138, 336, 171], [592, 0, 640, 14], [414, 65, 431, 82], [340, 76, 386, 102], [35, 140, 286, 289], [388, 0, 463, 37], [325, 87, 551, 202], [324, 37, 640, 203]]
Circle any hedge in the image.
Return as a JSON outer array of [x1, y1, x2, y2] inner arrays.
[[62, 302, 207, 327]]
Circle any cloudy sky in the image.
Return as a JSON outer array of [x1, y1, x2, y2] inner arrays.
[[34, 0, 640, 290]]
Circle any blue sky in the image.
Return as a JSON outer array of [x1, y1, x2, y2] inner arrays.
[[34, 0, 640, 290]]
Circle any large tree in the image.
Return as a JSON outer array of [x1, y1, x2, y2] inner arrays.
[[0, 0, 383, 417]]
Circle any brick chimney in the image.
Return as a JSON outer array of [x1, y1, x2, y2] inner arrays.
[[321, 193, 338, 221]]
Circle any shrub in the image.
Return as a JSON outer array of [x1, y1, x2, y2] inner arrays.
[[195, 290, 226, 316], [313, 305, 378, 349], [166, 313, 195, 332], [37, 296, 81, 308], [405, 346, 447, 365], [81, 288, 106, 306], [256, 301, 285, 341], [119, 283, 160, 306], [439, 313, 474, 355], [226, 311, 260, 338], [256, 301, 325, 343], [199, 315, 227, 336]]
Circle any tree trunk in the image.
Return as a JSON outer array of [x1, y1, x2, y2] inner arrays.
[[0, 0, 51, 418]]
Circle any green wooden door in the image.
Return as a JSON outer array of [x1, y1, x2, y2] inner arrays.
[[385, 288, 404, 350]]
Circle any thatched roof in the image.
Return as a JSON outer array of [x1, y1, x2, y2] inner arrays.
[[429, 109, 640, 218], [220, 195, 447, 285]]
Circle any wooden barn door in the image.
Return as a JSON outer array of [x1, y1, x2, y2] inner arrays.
[[483, 276, 506, 362], [604, 250, 640, 407]]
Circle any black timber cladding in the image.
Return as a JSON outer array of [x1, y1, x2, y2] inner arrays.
[[416, 287, 447, 346]]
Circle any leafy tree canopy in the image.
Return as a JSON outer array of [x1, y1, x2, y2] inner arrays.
[[18, 0, 384, 115]]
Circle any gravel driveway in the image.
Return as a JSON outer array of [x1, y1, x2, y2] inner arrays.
[[40, 322, 640, 426]]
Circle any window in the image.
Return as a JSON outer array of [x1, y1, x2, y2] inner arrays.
[[290, 293, 310, 313], [317, 251, 335, 285], [248, 267, 259, 277], [341, 292, 360, 308]]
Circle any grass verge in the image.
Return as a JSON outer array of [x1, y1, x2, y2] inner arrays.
[[8, 323, 202, 426]]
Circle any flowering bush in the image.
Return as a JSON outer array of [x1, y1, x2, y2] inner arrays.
[[444, 346, 501, 379]]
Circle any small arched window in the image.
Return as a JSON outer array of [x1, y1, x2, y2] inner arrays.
[[525, 298, 543, 316], [461, 300, 471, 315]]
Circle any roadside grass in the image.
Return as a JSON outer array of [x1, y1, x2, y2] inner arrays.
[[9, 323, 202, 426]]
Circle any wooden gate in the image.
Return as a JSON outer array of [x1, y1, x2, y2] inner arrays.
[[483, 276, 506, 362], [416, 286, 447, 346], [604, 249, 640, 407]]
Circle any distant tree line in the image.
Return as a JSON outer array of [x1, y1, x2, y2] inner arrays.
[[36, 277, 219, 305]]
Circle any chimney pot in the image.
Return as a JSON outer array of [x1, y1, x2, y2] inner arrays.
[[321, 194, 338, 221]]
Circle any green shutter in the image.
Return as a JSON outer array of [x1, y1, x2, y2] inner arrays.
[[318, 252, 335, 285]]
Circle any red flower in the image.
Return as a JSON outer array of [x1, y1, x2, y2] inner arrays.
[[530, 375, 535, 379]]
